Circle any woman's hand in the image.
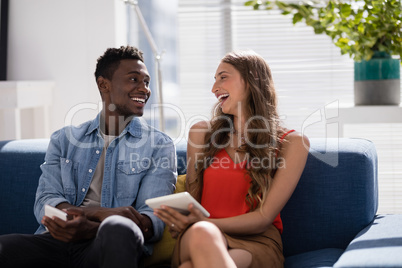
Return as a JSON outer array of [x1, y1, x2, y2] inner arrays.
[[154, 203, 206, 238]]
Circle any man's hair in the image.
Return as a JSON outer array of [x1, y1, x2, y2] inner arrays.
[[94, 46, 144, 81]]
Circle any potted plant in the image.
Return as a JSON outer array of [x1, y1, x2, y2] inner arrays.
[[245, 0, 402, 105]]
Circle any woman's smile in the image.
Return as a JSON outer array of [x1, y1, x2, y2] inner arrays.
[[217, 93, 230, 106]]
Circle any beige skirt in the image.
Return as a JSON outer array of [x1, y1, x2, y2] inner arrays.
[[171, 224, 284, 268]]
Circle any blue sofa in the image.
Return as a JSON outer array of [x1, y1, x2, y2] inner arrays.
[[1, 138, 401, 267]]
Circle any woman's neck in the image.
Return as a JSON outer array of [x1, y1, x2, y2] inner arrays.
[[233, 115, 246, 134]]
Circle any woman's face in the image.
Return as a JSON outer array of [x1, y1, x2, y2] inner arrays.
[[212, 62, 249, 117]]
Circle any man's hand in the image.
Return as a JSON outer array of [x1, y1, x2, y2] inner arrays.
[[43, 203, 154, 241], [42, 207, 99, 242], [86, 206, 154, 240]]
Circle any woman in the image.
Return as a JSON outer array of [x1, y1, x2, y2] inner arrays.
[[154, 50, 309, 268]]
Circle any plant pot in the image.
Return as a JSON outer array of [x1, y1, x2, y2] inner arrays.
[[354, 52, 400, 105]]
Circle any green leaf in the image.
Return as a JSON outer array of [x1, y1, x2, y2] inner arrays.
[[358, 24, 365, 33], [354, 11, 364, 23], [366, 15, 378, 22], [275, 1, 289, 11], [314, 27, 326, 34], [340, 4, 352, 18], [244, 0, 265, 10], [339, 26, 350, 33], [298, 5, 312, 18], [313, 22, 326, 34], [338, 37, 350, 44], [292, 13, 304, 24], [362, 37, 377, 47], [363, 49, 374, 61]]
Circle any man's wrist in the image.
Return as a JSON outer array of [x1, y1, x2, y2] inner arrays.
[[84, 220, 101, 239], [82, 207, 109, 222], [141, 214, 154, 241]]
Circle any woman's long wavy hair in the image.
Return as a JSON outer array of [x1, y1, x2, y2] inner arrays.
[[191, 50, 281, 211]]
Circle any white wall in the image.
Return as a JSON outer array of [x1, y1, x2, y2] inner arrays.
[[6, 0, 128, 137]]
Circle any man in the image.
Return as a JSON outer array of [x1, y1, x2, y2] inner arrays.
[[0, 46, 177, 267]]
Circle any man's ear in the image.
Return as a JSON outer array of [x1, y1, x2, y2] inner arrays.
[[97, 76, 110, 94]]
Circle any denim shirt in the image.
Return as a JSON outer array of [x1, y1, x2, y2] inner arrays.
[[34, 113, 177, 255]]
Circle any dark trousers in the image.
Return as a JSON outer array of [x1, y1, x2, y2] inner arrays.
[[0, 215, 144, 268]]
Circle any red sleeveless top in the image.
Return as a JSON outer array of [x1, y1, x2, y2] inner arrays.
[[200, 130, 295, 234]]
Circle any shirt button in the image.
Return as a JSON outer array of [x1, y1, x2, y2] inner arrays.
[[89, 169, 93, 173], [96, 150, 100, 154], [82, 188, 85, 192], [66, 159, 69, 163], [131, 168, 135, 172]]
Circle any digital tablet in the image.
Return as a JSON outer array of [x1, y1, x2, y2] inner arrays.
[[44, 204, 67, 221], [146, 192, 210, 217]]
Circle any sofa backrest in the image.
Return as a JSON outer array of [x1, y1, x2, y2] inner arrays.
[[0, 138, 378, 258], [0, 139, 49, 234], [176, 141, 187, 176]]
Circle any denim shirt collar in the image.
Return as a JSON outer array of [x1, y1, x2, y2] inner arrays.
[[85, 112, 143, 138]]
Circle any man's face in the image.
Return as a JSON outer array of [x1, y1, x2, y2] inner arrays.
[[103, 59, 151, 118]]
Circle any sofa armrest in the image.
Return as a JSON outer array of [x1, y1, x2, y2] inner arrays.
[[334, 214, 402, 268]]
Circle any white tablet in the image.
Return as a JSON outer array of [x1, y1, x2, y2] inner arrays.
[[44, 204, 67, 221], [146, 192, 210, 217]]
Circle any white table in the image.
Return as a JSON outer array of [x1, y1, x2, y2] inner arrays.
[[0, 81, 54, 140], [328, 104, 402, 137]]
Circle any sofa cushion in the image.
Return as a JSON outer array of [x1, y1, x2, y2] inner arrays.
[[176, 141, 187, 175], [281, 138, 378, 257], [285, 248, 344, 268], [143, 174, 187, 267], [334, 214, 402, 268]]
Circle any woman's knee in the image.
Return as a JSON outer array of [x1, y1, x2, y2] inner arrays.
[[186, 221, 224, 248]]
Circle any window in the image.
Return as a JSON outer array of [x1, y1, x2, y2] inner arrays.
[[127, 0, 180, 137], [178, 0, 402, 213]]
